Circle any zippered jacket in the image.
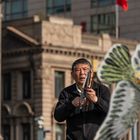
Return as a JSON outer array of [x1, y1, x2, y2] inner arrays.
[[54, 81, 110, 140]]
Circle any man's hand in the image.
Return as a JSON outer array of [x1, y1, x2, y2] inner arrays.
[[85, 87, 98, 103], [72, 97, 86, 107]]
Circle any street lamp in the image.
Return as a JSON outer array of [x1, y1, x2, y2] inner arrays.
[[35, 116, 45, 140], [35, 116, 51, 140]]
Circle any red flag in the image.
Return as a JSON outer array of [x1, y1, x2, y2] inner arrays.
[[116, 0, 128, 11]]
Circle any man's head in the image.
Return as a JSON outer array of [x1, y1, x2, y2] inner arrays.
[[71, 58, 93, 88]]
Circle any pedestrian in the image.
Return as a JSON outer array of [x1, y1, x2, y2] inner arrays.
[[54, 58, 110, 140]]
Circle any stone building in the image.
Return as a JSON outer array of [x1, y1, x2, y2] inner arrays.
[[2, 16, 140, 140], [2, 0, 140, 40]]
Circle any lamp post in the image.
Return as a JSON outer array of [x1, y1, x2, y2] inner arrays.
[[0, 0, 2, 140], [35, 116, 45, 140], [35, 116, 51, 140]]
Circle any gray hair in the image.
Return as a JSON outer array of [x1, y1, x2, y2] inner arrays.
[[71, 58, 92, 71]]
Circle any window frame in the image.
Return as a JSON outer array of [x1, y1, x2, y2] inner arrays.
[[22, 123, 31, 140], [22, 71, 32, 99], [4, 0, 28, 20], [3, 73, 12, 101], [54, 70, 65, 98], [2, 124, 11, 140], [91, 0, 115, 8], [46, 0, 71, 14], [90, 12, 115, 35], [55, 123, 66, 140], [131, 121, 139, 140]]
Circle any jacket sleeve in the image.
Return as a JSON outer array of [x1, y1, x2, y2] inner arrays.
[[54, 90, 75, 122], [94, 85, 111, 114]]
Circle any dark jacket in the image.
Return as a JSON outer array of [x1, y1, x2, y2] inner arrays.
[[54, 81, 110, 140]]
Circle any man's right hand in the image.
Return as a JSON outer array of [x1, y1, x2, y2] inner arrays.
[[72, 97, 86, 107]]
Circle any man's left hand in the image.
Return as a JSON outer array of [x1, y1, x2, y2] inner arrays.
[[85, 87, 98, 103]]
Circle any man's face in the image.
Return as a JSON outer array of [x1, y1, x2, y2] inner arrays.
[[72, 63, 93, 87]]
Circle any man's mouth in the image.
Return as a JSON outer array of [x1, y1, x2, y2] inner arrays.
[[80, 77, 85, 81]]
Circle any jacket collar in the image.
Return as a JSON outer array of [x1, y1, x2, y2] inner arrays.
[[72, 83, 81, 95], [92, 81, 99, 90]]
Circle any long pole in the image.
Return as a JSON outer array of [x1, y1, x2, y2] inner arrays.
[[115, 5, 119, 39], [0, 0, 2, 139]]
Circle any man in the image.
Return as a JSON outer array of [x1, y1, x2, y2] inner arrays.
[[54, 58, 110, 140]]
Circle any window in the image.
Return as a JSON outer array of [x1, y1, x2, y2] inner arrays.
[[55, 71, 65, 98], [22, 71, 31, 99], [131, 122, 139, 140], [80, 22, 87, 33], [120, 122, 139, 140], [2, 124, 11, 140], [47, 0, 71, 14], [4, 0, 27, 21], [22, 123, 30, 140], [91, 0, 115, 7], [91, 13, 115, 35], [3, 73, 12, 101], [56, 123, 65, 140]]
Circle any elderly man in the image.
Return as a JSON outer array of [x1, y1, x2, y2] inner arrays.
[[54, 58, 110, 140]]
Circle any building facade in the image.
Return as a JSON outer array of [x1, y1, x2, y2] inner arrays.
[[2, 0, 140, 40], [2, 16, 140, 140]]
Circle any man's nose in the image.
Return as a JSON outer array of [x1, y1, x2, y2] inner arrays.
[[80, 69, 86, 74]]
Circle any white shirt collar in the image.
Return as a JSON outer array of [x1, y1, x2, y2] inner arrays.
[[76, 84, 82, 93]]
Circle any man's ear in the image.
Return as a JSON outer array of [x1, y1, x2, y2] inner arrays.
[[71, 71, 74, 78], [91, 70, 94, 79]]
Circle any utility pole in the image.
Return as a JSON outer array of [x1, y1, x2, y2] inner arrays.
[[0, 0, 3, 139]]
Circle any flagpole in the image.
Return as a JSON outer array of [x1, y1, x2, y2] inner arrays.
[[115, 5, 119, 39], [0, 1, 3, 140], [116, 0, 128, 38]]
